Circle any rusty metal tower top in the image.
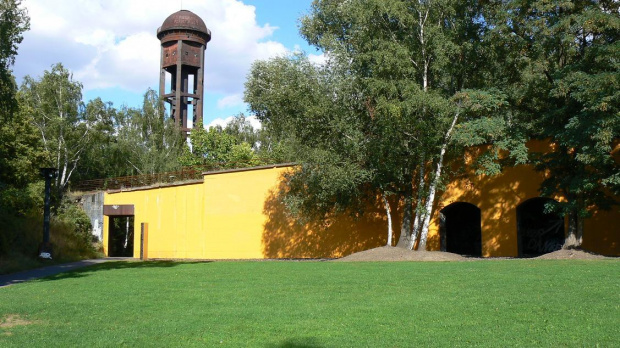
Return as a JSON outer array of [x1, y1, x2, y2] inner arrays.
[[157, 10, 211, 134]]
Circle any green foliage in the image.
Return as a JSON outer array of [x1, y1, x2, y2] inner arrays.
[[51, 199, 96, 261], [58, 201, 92, 242], [223, 114, 260, 148], [451, 89, 529, 175], [181, 117, 263, 169], [0, 209, 40, 261], [246, 54, 376, 219], [71, 98, 117, 181], [486, 0, 620, 225], [0, 190, 97, 272], [0, 181, 43, 216], [0, 0, 29, 121], [281, 147, 374, 221], [0, 0, 35, 188], [109, 88, 185, 176], [18, 63, 87, 196], [247, 0, 500, 243], [0, 108, 43, 186]]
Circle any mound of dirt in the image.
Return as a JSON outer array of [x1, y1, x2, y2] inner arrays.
[[335, 246, 467, 262], [533, 249, 613, 260], [335, 246, 616, 262]]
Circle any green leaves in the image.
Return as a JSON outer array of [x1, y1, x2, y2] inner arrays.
[[110, 88, 185, 176], [0, 0, 29, 122], [182, 118, 263, 169], [488, 0, 620, 222]]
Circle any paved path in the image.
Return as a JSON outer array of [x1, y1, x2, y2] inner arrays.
[[0, 258, 132, 287]]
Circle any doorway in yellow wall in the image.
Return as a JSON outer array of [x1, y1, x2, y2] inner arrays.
[[439, 202, 483, 257], [108, 216, 135, 257], [517, 197, 564, 257]]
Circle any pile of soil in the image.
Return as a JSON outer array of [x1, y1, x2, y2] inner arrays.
[[533, 249, 612, 260], [335, 246, 467, 262], [335, 246, 615, 261]]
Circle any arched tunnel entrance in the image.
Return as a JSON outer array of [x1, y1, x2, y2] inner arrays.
[[440, 202, 482, 257], [517, 197, 564, 257]]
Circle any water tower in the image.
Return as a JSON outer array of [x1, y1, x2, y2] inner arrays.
[[157, 10, 211, 133]]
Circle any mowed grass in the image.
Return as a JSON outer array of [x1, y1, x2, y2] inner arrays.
[[0, 260, 618, 347]]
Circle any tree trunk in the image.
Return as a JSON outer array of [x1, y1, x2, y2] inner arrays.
[[563, 210, 583, 249], [382, 193, 393, 247], [409, 207, 422, 250], [418, 169, 439, 251], [396, 182, 414, 248], [408, 158, 426, 250], [418, 110, 460, 250]]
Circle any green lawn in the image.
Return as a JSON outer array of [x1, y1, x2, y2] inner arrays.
[[0, 260, 618, 347]]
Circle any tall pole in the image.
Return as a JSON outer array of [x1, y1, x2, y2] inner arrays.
[[39, 167, 57, 259]]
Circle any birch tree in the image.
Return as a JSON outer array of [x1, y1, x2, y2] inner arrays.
[[18, 63, 89, 197], [300, 0, 490, 249]]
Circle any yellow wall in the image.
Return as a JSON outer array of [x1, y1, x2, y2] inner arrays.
[[104, 159, 619, 259], [104, 182, 206, 258], [103, 166, 389, 259], [582, 207, 620, 256], [427, 163, 557, 256], [427, 142, 619, 257]]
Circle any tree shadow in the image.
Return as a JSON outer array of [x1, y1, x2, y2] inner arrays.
[[582, 207, 620, 256], [37, 260, 205, 283], [426, 144, 561, 257], [269, 337, 324, 348], [261, 181, 396, 259]]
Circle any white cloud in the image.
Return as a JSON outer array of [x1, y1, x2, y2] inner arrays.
[[308, 52, 327, 65], [206, 115, 261, 130], [216, 94, 244, 109], [15, 0, 294, 97], [207, 116, 234, 129], [246, 115, 262, 130]]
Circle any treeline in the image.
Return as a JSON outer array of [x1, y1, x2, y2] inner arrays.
[[244, 0, 619, 249], [0, 1, 280, 271], [15, 63, 275, 197], [1, 0, 618, 268]]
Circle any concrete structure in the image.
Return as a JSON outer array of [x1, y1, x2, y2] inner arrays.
[[102, 160, 619, 259], [157, 10, 211, 134], [79, 191, 104, 241]]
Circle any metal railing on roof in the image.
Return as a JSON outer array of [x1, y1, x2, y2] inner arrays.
[[73, 167, 206, 192], [72, 160, 293, 192]]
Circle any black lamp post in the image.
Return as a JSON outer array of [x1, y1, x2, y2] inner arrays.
[[39, 167, 57, 260]]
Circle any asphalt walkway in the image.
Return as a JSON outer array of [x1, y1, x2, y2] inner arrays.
[[0, 258, 131, 287]]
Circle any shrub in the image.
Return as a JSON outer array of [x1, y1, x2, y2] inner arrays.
[[53, 199, 98, 261], [0, 191, 100, 274]]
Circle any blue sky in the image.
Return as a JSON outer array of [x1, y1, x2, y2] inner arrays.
[[13, 0, 319, 128]]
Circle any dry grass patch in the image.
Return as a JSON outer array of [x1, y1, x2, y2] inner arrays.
[[0, 314, 39, 336]]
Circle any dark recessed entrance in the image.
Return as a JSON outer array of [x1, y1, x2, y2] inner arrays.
[[108, 216, 134, 257], [517, 197, 564, 257], [440, 202, 482, 257]]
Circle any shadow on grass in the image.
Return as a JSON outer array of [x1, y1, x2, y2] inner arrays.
[[270, 337, 324, 348], [39, 260, 210, 283]]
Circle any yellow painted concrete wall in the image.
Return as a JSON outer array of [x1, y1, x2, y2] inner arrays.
[[103, 182, 206, 258], [427, 142, 619, 257], [427, 163, 556, 256], [582, 207, 620, 256], [103, 157, 618, 259], [103, 166, 389, 259]]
